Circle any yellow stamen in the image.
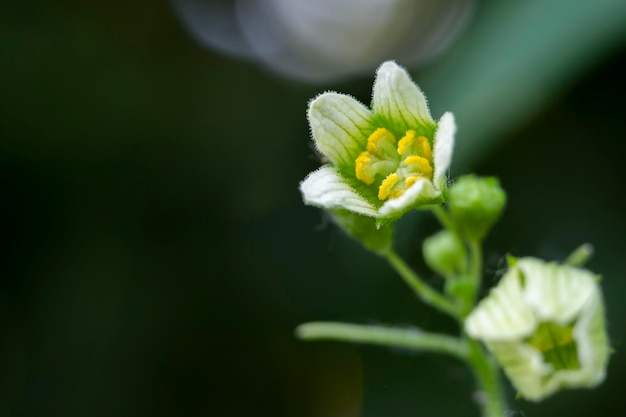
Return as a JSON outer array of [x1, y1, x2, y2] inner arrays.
[[416, 135, 433, 161], [405, 176, 422, 188], [366, 128, 393, 153], [404, 155, 433, 177], [390, 189, 405, 199], [378, 173, 399, 200], [355, 151, 374, 185], [397, 130, 416, 155], [355, 127, 435, 200]]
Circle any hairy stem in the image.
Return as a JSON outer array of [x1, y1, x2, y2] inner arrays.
[[384, 250, 460, 319], [296, 322, 469, 360]]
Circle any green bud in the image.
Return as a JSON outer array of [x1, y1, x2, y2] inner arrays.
[[331, 208, 393, 255], [444, 274, 474, 306], [423, 230, 466, 277], [448, 175, 506, 241]]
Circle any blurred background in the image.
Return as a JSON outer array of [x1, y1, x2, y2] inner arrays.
[[2, 0, 626, 416]]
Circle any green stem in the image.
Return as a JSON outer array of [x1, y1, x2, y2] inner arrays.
[[384, 250, 460, 319], [296, 322, 469, 360], [466, 338, 507, 417], [298, 322, 507, 416], [468, 240, 483, 311], [428, 209, 503, 416], [469, 240, 482, 282], [431, 205, 456, 232]]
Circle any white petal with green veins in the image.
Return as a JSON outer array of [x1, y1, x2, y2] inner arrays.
[[465, 258, 610, 401], [300, 166, 378, 217], [308, 93, 374, 171], [300, 60, 456, 223], [574, 292, 608, 382], [378, 177, 438, 218], [372, 61, 433, 129], [518, 260, 596, 324], [464, 266, 536, 341], [432, 112, 456, 190]]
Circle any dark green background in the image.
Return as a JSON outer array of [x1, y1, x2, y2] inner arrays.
[[2, 1, 626, 416]]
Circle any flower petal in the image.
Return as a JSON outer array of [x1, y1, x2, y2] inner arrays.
[[487, 290, 608, 401], [378, 178, 439, 218], [372, 61, 433, 129], [466, 258, 610, 401], [300, 166, 378, 217], [486, 341, 553, 401], [308, 92, 375, 172], [518, 259, 597, 324], [465, 266, 536, 342], [432, 112, 456, 191], [571, 291, 609, 385]]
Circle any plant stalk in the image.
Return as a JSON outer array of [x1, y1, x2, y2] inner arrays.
[[384, 250, 460, 319], [297, 322, 469, 360], [467, 338, 507, 417]]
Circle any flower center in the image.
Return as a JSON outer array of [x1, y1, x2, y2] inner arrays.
[[525, 321, 580, 372], [355, 128, 433, 200]]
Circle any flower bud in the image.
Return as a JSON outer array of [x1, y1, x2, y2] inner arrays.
[[448, 175, 506, 241], [423, 230, 466, 277]]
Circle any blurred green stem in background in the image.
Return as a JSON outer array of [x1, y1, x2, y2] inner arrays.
[[466, 338, 506, 417]]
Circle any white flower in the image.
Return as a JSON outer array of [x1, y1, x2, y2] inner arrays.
[[173, 0, 474, 83], [465, 258, 610, 401], [299, 61, 455, 224]]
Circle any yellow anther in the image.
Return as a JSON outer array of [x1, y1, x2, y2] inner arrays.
[[390, 189, 405, 199], [355, 151, 375, 185], [416, 135, 433, 161], [404, 155, 433, 177], [366, 128, 394, 153], [397, 130, 416, 155], [378, 173, 399, 200], [356, 128, 433, 198], [405, 176, 422, 189]]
